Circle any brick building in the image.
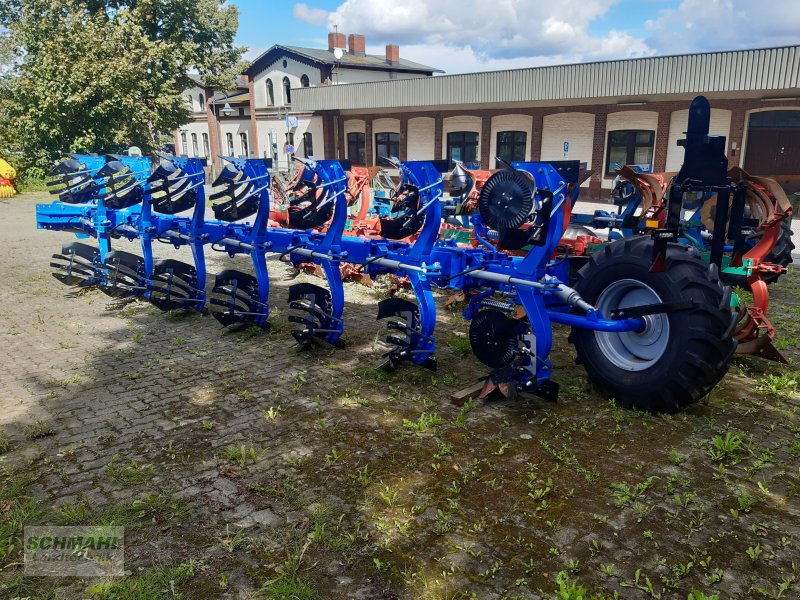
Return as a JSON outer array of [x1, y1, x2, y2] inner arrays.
[[290, 45, 800, 198]]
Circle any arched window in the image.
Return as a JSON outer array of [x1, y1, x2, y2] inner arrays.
[[283, 77, 292, 105], [226, 132, 234, 156], [191, 133, 198, 156], [266, 79, 274, 106], [198, 93, 205, 111], [240, 132, 249, 157], [375, 132, 400, 161], [180, 132, 188, 155], [185, 95, 193, 109], [300, 74, 310, 88], [202, 133, 209, 157]]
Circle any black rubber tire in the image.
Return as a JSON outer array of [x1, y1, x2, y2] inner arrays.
[[570, 236, 736, 413], [720, 219, 794, 287]]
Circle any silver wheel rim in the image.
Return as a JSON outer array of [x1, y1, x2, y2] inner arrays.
[[594, 279, 669, 372]]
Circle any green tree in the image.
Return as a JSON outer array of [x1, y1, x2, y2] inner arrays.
[[0, 0, 246, 176]]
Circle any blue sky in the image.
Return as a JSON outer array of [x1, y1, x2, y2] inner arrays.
[[231, 0, 798, 74]]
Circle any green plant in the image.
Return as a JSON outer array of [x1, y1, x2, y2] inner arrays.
[[708, 431, 744, 462]]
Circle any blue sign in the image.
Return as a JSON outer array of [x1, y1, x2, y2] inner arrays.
[[284, 144, 295, 155]]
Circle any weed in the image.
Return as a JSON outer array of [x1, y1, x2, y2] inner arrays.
[[87, 559, 206, 598], [105, 454, 154, 485], [220, 444, 257, 466], [25, 421, 56, 440], [609, 476, 659, 507], [402, 412, 443, 434], [0, 433, 14, 455], [708, 431, 744, 463], [754, 372, 799, 396]]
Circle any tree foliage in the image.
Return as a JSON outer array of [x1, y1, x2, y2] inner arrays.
[[0, 0, 246, 176]]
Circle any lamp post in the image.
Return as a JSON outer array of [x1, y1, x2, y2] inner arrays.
[[210, 91, 234, 178]]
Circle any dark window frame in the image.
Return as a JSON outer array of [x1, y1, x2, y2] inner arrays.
[[303, 132, 314, 158], [605, 129, 655, 176], [282, 76, 292, 105], [266, 79, 274, 106], [300, 74, 310, 88], [447, 131, 479, 167], [375, 131, 400, 161], [347, 132, 366, 165], [495, 130, 527, 166]]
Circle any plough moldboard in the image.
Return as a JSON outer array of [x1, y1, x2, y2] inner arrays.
[[35, 96, 789, 412]]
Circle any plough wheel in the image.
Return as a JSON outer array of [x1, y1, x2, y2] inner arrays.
[[570, 237, 735, 413]]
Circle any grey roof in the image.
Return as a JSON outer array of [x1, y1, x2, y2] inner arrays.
[[245, 44, 442, 77], [291, 45, 800, 112], [283, 45, 442, 73]]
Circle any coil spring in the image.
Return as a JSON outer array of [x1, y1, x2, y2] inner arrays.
[[481, 298, 516, 313]]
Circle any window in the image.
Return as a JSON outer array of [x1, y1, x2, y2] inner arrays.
[[266, 79, 274, 106], [375, 132, 400, 161], [606, 130, 655, 175], [283, 77, 291, 105], [226, 132, 234, 156], [202, 133, 209, 157], [301, 74, 310, 87], [191, 133, 198, 156], [347, 132, 366, 165], [185, 95, 193, 109], [180, 132, 188, 156], [303, 132, 314, 157], [447, 131, 479, 166], [198, 93, 205, 111], [496, 131, 527, 166], [285, 132, 294, 147], [240, 132, 249, 157]]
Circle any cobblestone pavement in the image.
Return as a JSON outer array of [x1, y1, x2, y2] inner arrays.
[[2, 193, 800, 599]]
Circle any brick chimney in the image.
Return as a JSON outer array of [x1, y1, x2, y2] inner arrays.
[[348, 34, 366, 56], [328, 32, 346, 51], [385, 44, 399, 65]]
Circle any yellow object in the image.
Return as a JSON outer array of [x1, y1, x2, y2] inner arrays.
[[0, 158, 15, 181], [645, 219, 660, 229], [0, 184, 16, 198]]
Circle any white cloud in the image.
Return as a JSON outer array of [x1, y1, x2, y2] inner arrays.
[[326, 0, 654, 65], [644, 0, 800, 52], [294, 3, 329, 25]]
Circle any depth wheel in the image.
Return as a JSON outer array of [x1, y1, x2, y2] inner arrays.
[[570, 236, 735, 412]]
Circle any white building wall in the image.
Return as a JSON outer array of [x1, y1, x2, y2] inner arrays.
[[442, 116, 482, 162], [251, 57, 322, 109], [407, 117, 435, 160], [218, 120, 253, 158], [183, 85, 208, 114], [255, 116, 324, 168], [541, 112, 595, 186], [489, 114, 533, 165], [665, 108, 732, 172]]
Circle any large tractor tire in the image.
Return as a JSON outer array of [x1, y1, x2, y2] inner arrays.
[[570, 236, 736, 412]]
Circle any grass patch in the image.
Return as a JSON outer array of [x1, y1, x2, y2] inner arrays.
[[25, 421, 56, 440], [0, 468, 45, 560], [86, 559, 206, 599], [105, 455, 154, 485], [0, 433, 14, 455]]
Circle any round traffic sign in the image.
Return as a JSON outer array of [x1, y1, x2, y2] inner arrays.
[[284, 144, 295, 155]]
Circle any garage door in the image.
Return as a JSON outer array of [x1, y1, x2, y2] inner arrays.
[[744, 110, 800, 176]]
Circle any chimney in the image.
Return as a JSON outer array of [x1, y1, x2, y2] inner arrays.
[[348, 34, 366, 56], [386, 44, 399, 65], [328, 32, 346, 51]]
